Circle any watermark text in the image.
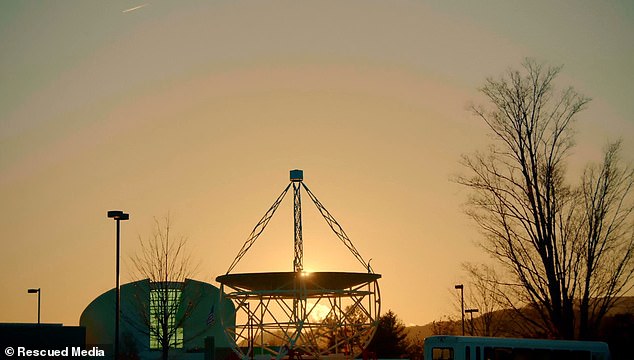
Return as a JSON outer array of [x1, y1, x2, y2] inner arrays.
[[4, 346, 105, 357]]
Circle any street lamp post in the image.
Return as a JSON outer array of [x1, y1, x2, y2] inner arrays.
[[454, 284, 464, 336], [108, 210, 129, 360], [27, 288, 41, 324], [465, 308, 479, 335]]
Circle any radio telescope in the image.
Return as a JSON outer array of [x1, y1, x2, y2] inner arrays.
[[216, 170, 381, 360]]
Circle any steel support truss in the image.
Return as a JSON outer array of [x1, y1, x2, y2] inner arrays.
[[220, 277, 380, 360]]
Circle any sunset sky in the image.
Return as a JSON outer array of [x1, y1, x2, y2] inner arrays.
[[1, 1, 633, 328]]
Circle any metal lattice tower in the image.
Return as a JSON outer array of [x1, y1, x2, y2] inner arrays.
[[291, 169, 303, 272]]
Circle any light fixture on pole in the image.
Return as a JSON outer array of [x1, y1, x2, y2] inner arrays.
[[108, 210, 129, 360], [27, 288, 41, 324], [454, 284, 465, 336], [465, 308, 479, 335]]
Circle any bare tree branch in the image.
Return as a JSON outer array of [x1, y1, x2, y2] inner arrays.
[[128, 214, 201, 360], [457, 59, 633, 339]]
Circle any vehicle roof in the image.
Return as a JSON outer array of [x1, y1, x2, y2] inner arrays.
[[424, 335, 609, 351]]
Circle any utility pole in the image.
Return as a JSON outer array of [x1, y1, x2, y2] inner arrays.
[[455, 284, 465, 335], [108, 210, 129, 360]]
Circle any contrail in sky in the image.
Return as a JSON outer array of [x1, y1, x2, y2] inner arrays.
[[122, 3, 148, 13]]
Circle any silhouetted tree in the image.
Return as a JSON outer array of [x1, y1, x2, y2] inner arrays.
[[431, 315, 459, 336], [577, 141, 634, 338], [323, 304, 369, 356], [458, 59, 634, 339], [406, 336, 424, 360], [366, 310, 409, 358], [462, 263, 511, 336], [128, 215, 200, 360]]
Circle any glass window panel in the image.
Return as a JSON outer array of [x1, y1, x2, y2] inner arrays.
[[433, 347, 454, 360], [149, 288, 184, 349]]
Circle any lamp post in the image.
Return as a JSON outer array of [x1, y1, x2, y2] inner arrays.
[[454, 284, 464, 335], [108, 210, 129, 360], [465, 308, 479, 335], [27, 288, 41, 324]]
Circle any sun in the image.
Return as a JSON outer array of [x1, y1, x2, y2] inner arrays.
[[307, 301, 331, 322]]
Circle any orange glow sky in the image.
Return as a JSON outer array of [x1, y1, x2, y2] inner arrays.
[[1, 1, 633, 327]]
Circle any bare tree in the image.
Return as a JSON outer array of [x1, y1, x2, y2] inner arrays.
[[457, 59, 634, 339], [578, 141, 634, 338], [462, 263, 506, 336], [461, 263, 552, 338], [128, 215, 200, 360], [431, 315, 460, 336]]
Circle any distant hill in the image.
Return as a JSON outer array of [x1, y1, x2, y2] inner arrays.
[[404, 296, 634, 341], [404, 323, 435, 341]]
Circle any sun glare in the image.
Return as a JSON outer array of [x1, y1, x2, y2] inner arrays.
[[308, 301, 331, 322]]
